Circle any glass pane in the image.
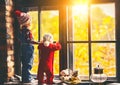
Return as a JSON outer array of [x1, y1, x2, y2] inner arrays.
[[29, 11, 39, 74], [92, 43, 116, 77], [73, 43, 89, 76], [91, 3, 115, 41], [40, 11, 59, 41], [72, 5, 88, 41], [41, 10, 59, 74]]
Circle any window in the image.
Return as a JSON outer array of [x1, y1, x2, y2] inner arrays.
[[91, 3, 116, 77], [67, 3, 116, 79], [28, 0, 117, 81]]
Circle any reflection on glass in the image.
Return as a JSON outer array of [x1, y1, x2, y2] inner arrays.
[[41, 10, 59, 74], [92, 43, 116, 77], [73, 43, 89, 76], [91, 3, 115, 41]]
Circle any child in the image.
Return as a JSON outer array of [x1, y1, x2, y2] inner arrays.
[[15, 10, 39, 83], [37, 33, 61, 84]]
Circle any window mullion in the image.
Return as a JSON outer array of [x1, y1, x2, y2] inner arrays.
[[67, 6, 74, 70], [88, 2, 92, 77]]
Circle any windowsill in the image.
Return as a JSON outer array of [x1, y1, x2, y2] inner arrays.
[[5, 74, 117, 85], [4, 79, 119, 85], [4, 80, 118, 85]]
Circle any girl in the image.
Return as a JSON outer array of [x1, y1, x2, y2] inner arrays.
[[37, 33, 61, 84]]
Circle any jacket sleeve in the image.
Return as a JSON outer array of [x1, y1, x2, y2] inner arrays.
[[38, 43, 42, 50], [26, 30, 39, 44], [26, 31, 34, 42], [50, 42, 61, 51]]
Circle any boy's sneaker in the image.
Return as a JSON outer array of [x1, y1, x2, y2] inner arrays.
[[21, 79, 36, 84]]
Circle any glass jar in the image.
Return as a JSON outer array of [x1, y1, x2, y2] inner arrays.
[[90, 65, 107, 83]]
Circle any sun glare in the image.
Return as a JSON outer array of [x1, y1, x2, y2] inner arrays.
[[72, 5, 88, 15], [71, 0, 89, 5]]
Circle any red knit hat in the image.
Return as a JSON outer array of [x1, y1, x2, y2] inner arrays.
[[15, 10, 31, 26]]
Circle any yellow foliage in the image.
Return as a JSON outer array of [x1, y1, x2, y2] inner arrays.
[[28, 5, 116, 77]]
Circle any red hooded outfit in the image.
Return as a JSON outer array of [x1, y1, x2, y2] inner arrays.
[[37, 42, 61, 84]]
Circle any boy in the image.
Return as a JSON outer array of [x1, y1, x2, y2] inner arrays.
[[15, 10, 39, 83]]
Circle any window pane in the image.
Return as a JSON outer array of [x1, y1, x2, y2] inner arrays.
[[29, 11, 39, 74], [73, 43, 89, 76], [92, 43, 116, 77], [40, 11, 59, 41], [40, 10, 59, 74], [91, 3, 115, 41], [72, 5, 88, 41]]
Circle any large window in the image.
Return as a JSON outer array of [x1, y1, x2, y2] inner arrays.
[[28, 1, 116, 80], [67, 3, 116, 79]]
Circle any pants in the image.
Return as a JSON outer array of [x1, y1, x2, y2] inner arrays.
[[21, 45, 34, 82], [37, 62, 54, 84]]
